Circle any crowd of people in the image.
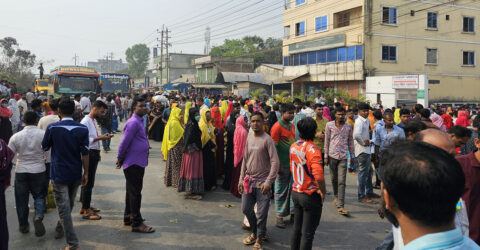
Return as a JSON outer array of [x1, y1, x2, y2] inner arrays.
[[0, 86, 479, 250]]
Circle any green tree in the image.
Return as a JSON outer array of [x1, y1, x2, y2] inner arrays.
[[210, 36, 282, 67], [0, 37, 37, 93], [125, 44, 150, 79]]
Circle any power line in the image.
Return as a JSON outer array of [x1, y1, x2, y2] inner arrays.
[[168, 0, 237, 28]]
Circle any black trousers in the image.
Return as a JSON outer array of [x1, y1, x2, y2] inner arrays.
[[81, 150, 100, 209], [123, 165, 145, 227], [291, 192, 323, 250]]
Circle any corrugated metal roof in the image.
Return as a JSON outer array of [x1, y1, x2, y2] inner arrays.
[[216, 72, 264, 84], [192, 84, 227, 89]]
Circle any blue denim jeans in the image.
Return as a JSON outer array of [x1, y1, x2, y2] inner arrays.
[[357, 153, 373, 200], [100, 126, 111, 150], [14, 172, 48, 228], [112, 115, 118, 131]]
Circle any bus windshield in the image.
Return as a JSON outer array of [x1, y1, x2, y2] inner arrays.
[[37, 80, 49, 87], [101, 74, 129, 93], [58, 76, 96, 93]]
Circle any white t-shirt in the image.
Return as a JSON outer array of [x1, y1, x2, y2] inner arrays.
[[8, 126, 46, 173], [81, 115, 100, 150], [37, 114, 60, 163], [80, 96, 91, 113]]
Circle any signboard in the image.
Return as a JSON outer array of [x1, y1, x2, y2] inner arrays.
[[392, 75, 419, 89], [193, 56, 212, 65], [288, 34, 345, 54], [417, 89, 425, 99], [58, 67, 95, 73]]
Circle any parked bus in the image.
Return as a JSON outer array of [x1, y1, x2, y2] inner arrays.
[[49, 66, 101, 96], [99, 73, 130, 94], [34, 78, 51, 93]]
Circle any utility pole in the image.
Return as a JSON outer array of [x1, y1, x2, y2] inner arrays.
[[73, 53, 79, 66], [158, 25, 164, 86], [165, 27, 171, 84]]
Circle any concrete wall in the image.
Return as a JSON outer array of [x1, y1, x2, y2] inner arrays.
[[365, 0, 480, 102], [255, 65, 284, 83]]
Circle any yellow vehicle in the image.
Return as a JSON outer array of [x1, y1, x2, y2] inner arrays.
[[34, 78, 51, 93]]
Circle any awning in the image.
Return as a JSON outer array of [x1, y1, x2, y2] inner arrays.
[[192, 84, 227, 89], [277, 72, 309, 82]]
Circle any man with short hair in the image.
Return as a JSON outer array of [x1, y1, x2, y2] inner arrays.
[[80, 94, 92, 115], [462, 116, 480, 155], [42, 99, 89, 249], [354, 103, 376, 204], [74, 94, 82, 113], [397, 109, 411, 128], [8, 111, 47, 237], [313, 104, 328, 165], [448, 125, 472, 148], [116, 98, 154, 233], [31, 99, 44, 118], [97, 96, 115, 152], [239, 111, 280, 250], [271, 103, 296, 228], [17, 94, 28, 115], [38, 98, 60, 193], [240, 99, 250, 124], [26, 89, 35, 108], [292, 98, 306, 141], [378, 141, 479, 249], [324, 107, 354, 215], [80, 101, 112, 220]]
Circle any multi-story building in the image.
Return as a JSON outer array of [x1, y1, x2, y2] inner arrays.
[[153, 53, 206, 85], [283, 0, 480, 103], [192, 56, 254, 83], [87, 59, 128, 73]]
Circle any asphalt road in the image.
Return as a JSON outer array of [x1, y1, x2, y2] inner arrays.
[[6, 123, 390, 250]]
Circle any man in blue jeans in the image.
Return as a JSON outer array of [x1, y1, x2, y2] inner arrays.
[[353, 103, 377, 204], [8, 111, 48, 236], [42, 99, 89, 250], [98, 95, 114, 152]]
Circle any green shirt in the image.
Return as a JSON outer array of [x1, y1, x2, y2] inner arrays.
[[313, 116, 328, 152]]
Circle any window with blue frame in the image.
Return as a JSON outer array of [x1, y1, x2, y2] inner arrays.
[[327, 48, 338, 63], [295, 21, 305, 36], [300, 53, 308, 65], [317, 50, 326, 63], [356, 45, 363, 59], [296, 0, 306, 6], [315, 16, 328, 32], [382, 7, 397, 25], [346, 46, 355, 61], [284, 56, 290, 66], [293, 54, 300, 65], [338, 48, 346, 61], [308, 51, 316, 64], [427, 12, 438, 29]]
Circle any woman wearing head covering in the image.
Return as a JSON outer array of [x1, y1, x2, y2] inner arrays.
[[430, 112, 447, 132], [230, 115, 248, 198], [221, 110, 240, 191], [8, 98, 20, 134], [162, 107, 185, 188], [394, 108, 401, 125], [220, 100, 228, 120], [147, 101, 165, 142], [204, 98, 210, 109], [0, 138, 14, 250], [211, 104, 224, 176], [178, 108, 204, 199], [322, 106, 332, 121], [183, 101, 191, 124], [199, 108, 217, 191], [223, 102, 234, 128], [0, 99, 13, 144]]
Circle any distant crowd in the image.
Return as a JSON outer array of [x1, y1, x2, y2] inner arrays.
[[0, 85, 479, 250]]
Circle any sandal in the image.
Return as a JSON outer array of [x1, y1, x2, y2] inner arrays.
[[90, 207, 101, 213], [82, 210, 101, 220], [275, 217, 286, 229], [132, 224, 155, 233], [337, 207, 350, 216], [241, 223, 251, 231], [243, 233, 257, 245], [253, 241, 264, 250]]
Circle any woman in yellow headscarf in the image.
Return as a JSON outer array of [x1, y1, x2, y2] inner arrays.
[[198, 108, 217, 191], [184, 101, 191, 125], [162, 106, 185, 188], [394, 108, 401, 124], [220, 100, 228, 120]]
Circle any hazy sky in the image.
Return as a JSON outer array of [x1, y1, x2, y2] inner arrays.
[[0, 0, 283, 72]]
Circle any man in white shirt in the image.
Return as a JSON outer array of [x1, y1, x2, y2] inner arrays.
[[80, 94, 91, 115], [26, 90, 35, 108], [38, 98, 60, 183], [353, 103, 376, 204], [74, 94, 82, 113], [8, 111, 47, 237], [17, 94, 28, 115], [79, 100, 112, 220]]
